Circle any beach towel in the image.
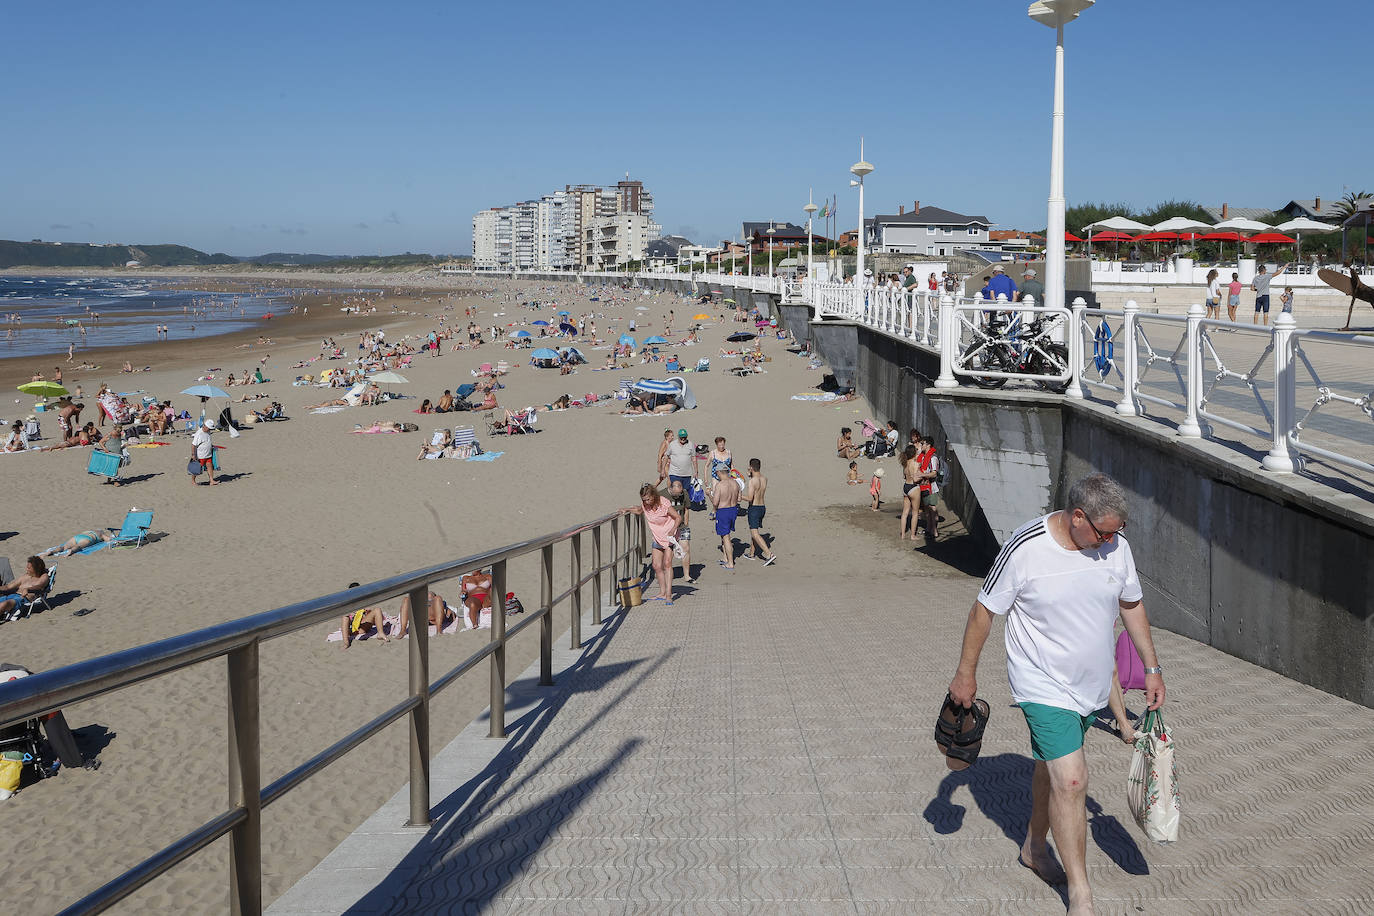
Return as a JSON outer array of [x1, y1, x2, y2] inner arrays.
[[310, 407, 348, 415], [323, 610, 464, 642], [791, 393, 840, 402], [466, 450, 504, 462]]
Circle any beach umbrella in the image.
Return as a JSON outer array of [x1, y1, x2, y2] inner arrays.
[[557, 310, 570, 316], [532, 319, 551, 326], [530, 348, 560, 360], [368, 371, 409, 384], [618, 334, 637, 347], [559, 323, 577, 335], [727, 331, 757, 342], [693, 313, 710, 320], [1150, 217, 1213, 234], [1198, 231, 1243, 262], [643, 335, 668, 345], [511, 330, 532, 338], [18, 381, 69, 399], [1276, 217, 1339, 260], [1064, 232, 1083, 242], [1246, 232, 1296, 244], [723, 298, 736, 304], [181, 384, 230, 399]]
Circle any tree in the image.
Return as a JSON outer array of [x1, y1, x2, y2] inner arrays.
[[1134, 199, 1213, 227], [1065, 201, 1131, 234], [1334, 190, 1373, 222]]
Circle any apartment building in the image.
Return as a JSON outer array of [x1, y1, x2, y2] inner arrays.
[[582, 212, 661, 270], [473, 177, 658, 270]]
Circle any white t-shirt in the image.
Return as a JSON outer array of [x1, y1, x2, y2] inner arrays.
[[192, 428, 213, 459], [978, 513, 1142, 715], [1207, 277, 1221, 301]]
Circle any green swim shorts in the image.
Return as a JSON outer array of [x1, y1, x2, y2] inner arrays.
[[1019, 702, 1098, 761]]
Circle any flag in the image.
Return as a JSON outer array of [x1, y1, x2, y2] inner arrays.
[[820, 203, 829, 219]]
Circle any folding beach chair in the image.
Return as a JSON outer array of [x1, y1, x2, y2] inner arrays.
[[108, 510, 155, 549], [4, 563, 54, 622], [618, 378, 634, 398], [86, 448, 124, 482], [451, 426, 480, 458], [694, 358, 710, 372]]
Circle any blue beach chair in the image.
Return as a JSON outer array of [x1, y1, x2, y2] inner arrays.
[[109, 510, 155, 549]]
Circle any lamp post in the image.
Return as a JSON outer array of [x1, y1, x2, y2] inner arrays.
[[804, 191, 818, 286], [766, 222, 777, 280], [1029, 0, 1093, 313], [850, 138, 874, 283]]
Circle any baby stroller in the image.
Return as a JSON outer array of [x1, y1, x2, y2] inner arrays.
[[0, 664, 93, 795]]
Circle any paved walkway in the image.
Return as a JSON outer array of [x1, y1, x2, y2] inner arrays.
[[271, 521, 1374, 915]]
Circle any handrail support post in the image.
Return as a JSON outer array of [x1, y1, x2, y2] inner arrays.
[[227, 641, 262, 916], [570, 533, 583, 649], [539, 544, 554, 686], [488, 560, 508, 738], [405, 583, 431, 828]]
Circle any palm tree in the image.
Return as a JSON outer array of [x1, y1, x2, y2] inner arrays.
[[1334, 190, 1373, 222]]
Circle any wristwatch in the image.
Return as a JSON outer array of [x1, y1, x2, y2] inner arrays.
[[1143, 665, 1163, 675]]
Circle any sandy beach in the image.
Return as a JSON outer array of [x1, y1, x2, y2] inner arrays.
[[0, 269, 936, 912]]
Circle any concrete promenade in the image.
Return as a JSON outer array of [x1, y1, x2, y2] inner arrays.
[[272, 514, 1374, 915]]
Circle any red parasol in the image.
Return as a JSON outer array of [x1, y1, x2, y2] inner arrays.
[[1090, 231, 1135, 243], [1065, 231, 1084, 242], [1246, 232, 1296, 244], [1134, 232, 1179, 242], [1198, 232, 1242, 242]]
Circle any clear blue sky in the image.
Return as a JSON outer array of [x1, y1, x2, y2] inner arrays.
[[2, 0, 1368, 256]]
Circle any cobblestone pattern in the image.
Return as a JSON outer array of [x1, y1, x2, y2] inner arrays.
[[269, 556, 1374, 915]]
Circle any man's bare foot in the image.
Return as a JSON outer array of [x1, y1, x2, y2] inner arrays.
[[1018, 845, 1066, 885]]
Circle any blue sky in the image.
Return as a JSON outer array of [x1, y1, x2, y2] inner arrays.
[[2, 0, 1368, 256]]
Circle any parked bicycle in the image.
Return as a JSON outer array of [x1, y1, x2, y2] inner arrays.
[[959, 312, 1071, 393]]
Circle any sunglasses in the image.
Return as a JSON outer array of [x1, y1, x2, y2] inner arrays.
[[1079, 510, 1124, 543]]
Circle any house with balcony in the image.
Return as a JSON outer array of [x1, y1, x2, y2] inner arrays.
[[864, 203, 992, 257]]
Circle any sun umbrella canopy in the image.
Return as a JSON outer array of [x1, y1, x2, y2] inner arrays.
[[557, 310, 570, 316], [559, 323, 577, 335], [532, 320, 551, 326], [1064, 232, 1084, 242], [1276, 218, 1339, 234], [1134, 232, 1179, 242], [643, 335, 668, 344], [727, 331, 757, 342], [530, 348, 560, 360], [368, 371, 409, 384], [181, 384, 230, 399], [1150, 217, 1213, 233], [18, 381, 69, 398], [618, 334, 638, 347], [1083, 216, 1152, 233], [511, 330, 532, 338], [1198, 232, 1243, 242], [1213, 217, 1272, 234], [692, 313, 710, 320], [1090, 231, 1135, 243], [1246, 232, 1296, 244]]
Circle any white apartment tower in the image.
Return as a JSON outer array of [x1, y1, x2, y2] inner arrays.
[[473, 177, 657, 270]]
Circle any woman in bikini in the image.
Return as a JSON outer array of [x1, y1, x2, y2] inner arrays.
[[837, 427, 862, 460], [898, 445, 922, 540], [460, 569, 494, 629]]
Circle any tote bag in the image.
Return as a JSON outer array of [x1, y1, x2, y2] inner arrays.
[[1126, 709, 1180, 843]]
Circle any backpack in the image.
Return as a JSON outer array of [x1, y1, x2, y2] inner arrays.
[[935, 457, 947, 488], [688, 478, 707, 510]]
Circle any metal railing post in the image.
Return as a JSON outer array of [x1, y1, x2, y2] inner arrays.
[[227, 642, 262, 916], [1065, 297, 1086, 399], [592, 525, 604, 625], [488, 560, 508, 739], [935, 295, 959, 388], [1115, 300, 1140, 416], [405, 583, 431, 828], [570, 532, 583, 649], [539, 544, 554, 686], [1262, 311, 1297, 472], [1178, 304, 1205, 437]]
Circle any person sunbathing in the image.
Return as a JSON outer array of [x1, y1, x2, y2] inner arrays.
[[417, 428, 452, 458], [395, 589, 455, 639], [0, 556, 49, 619], [40, 530, 115, 557], [3, 421, 26, 452], [459, 570, 494, 629]]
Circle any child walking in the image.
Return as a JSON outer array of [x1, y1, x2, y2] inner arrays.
[[869, 467, 884, 511]]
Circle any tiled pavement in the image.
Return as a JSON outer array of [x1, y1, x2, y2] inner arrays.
[[271, 549, 1374, 915]]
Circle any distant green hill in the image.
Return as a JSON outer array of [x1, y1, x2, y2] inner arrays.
[[0, 240, 237, 269]]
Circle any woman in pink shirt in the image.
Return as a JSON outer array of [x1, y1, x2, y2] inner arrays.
[[624, 483, 682, 605], [1227, 272, 1242, 322]]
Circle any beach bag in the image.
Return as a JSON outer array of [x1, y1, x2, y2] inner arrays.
[[187, 458, 203, 476], [0, 751, 26, 799], [1115, 630, 1147, 691], [1126, 709, 1180, 844], [617, 576, 643, 608], [688, 478, 707, 510]]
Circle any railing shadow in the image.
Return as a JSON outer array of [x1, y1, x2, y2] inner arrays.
[[922, 752, 1147, 878], [350, 608, 676, 913]]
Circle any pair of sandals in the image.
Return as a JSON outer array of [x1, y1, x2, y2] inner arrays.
[[934, 693, 990, 771]]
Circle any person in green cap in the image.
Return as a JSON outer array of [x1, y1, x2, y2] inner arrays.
[[666, 428, 694, 490]]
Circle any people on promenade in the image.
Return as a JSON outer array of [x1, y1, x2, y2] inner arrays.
[[1280, 286, 1294, 314], [1018, 268, 1045, 303], [623, 483, 680, 604], [986, 264, 1017, 302], [947, 473, 1166, 916], [709, 469, 741, 569], [1251, 263, 1289, 327], [1205, 269, 1222, 320], [1227, 272, 1242, 321], [742, 458, 775, 565]]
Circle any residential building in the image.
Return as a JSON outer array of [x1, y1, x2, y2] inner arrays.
[[742, 222, 813, 253], [1278, 197, 1345, 224], [472, 177, 657, 270], [1201, 203, 1275, 224], [472, 208, 501, 269], [582, 212, 660, 270], [864, 202, 992, 257]]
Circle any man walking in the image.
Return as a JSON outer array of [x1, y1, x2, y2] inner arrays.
[[1251, 262, 1288, 327], [709, 468, 741, 569], [947, 473, 1165, 915], [1018, 268, 1045, 303], [666, 428, 695, 491], [742, 458, 776, 565], [191, 417, 216, 486]]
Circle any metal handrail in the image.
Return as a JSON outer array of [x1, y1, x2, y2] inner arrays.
[[3, 508, 646, 916]]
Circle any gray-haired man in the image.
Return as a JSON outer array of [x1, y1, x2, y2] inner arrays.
[[948, 473, 1166, 915]]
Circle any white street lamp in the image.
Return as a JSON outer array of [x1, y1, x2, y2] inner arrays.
[[1029, 0, 1093, 312], [767, 222, 777, 280], [804, 191, 818, 286], [850, 138, 874, 284]]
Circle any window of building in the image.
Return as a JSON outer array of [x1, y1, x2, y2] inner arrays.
[[927, 227, 936, 235], [968, 227, 980, 236], [943, 228, 953, 236]]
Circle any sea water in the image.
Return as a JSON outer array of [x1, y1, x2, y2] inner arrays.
[[0, 276, 286, 361]]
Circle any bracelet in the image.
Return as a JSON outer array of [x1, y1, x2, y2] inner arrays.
[[1143, 665, 1163, 675]]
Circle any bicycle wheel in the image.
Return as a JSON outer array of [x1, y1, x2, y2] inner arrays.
[[961, 342, 1009, 389], [1032, 343, 1071, 394]]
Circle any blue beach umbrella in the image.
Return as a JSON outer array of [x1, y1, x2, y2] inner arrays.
[[511, 330, 532, 338], [618, 334, 637, 347], [557, 310, 570, 316], [643, 335, 668, 345], [532, 320, 551, 326], [181, 384, 230, 399], [559, 323, 577, 335], [531, 348, 560, 360]]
